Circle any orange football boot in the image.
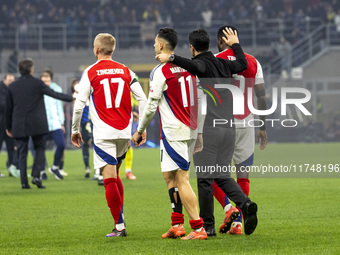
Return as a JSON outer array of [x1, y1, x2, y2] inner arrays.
[[227, 223, 243, 235], [219, 205, 240, 234], [162, 224, 186, 238], [180, 228, 207, 240]]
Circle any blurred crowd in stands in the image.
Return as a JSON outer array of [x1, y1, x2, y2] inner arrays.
[[1, 0, 340, 31]]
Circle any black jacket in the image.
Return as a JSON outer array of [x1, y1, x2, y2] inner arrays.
[[0, 81, 8, 129], [172, 43, 248, 129], [5, 75, 73, 138]]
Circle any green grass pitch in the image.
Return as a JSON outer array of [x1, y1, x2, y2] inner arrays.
[[0, 143, 339, 254]]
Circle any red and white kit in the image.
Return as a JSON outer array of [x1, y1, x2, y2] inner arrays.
[[216, 49, 264, 165], [72, 60, 146, 169], [138, 63, 204, 172]]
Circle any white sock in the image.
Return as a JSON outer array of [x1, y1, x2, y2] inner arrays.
[[224, 204, 232, 213], [125, 169, 131, 173], [115, 223, 125, 231], [52, 165, 58, 170], [195, 227, 203, 232], [232, 222, 242, 228], [173, 224, 179, 227]]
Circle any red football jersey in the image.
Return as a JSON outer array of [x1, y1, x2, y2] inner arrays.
[[87, 60, 132, 130], [75, 59, 145, 139], [149, 63, 198, 141], [216, 49, 264, 120]]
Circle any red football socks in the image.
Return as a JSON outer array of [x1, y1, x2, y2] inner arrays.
[[237, 178, 250, 196], [212, 181, 226, 208], [171, 212, 184, 226], [116, 175, 124, 205], [189, 217, 204, 230], [104, 178, 122, 224]]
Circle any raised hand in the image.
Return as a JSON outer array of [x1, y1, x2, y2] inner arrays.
[[222, 27, 239, 47]]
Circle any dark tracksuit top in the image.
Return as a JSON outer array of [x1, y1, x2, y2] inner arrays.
[[172, 43, 248, 129], [171, 43, 250, 228]]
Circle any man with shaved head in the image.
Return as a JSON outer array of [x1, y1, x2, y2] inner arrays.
[[71, 33, 147, 237]]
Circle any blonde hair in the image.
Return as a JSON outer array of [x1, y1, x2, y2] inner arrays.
[[94, 33, 116, 55]]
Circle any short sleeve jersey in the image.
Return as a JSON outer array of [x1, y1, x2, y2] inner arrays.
[[216, 49, 264, 128]]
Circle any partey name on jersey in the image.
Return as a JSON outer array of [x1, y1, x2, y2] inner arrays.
[[96, 69, 124, 75]]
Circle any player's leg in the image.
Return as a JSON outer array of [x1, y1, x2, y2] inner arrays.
[[102, 163, 126, 236], [215, 128, 257, 235], [48, 129, 65, 180], [160, 138, 206, 240], [58, 152, 67, 176], [232, 128, 254, 198], [125, 145, 136, 180], [161, 171, 186, 238], [223, 163, 251, 235], [212, 180, 230, 210], [228, 128, 254, 235], [175, 169, 206, 240], [99, 139, 129, 237], [212, 181, 240, 234]]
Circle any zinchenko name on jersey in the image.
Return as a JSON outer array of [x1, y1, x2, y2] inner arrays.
[[96, 69, 124, 76]]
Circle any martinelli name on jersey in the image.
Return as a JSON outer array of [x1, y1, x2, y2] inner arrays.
[[169, 66, 187, 74]]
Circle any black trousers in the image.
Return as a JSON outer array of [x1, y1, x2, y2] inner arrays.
[[14, 135, 45, 186], [194, 127, 249, 228], [0, 128, 14, 168]]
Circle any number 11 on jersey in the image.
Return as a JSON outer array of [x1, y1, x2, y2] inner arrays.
[[179, 75, 195, 108]]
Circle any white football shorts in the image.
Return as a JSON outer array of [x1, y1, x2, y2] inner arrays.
[[160, 138, 196, 172], [233, 127, 255, 165], [93, 138, 130, 169]]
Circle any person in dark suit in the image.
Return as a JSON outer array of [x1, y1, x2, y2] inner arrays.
[[0, 73, 15, 177], [5, 59, 73, 189]]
